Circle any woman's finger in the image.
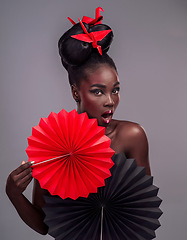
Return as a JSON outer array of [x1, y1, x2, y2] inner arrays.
[[15, 171, 33, 188], [6, 169, 33, 197], [13, 161, 34, 175], [17, 167, 33, 180], [20, 177, 33, 191], [19, 171, 33, 185]]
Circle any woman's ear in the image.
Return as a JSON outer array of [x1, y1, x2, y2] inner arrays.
[[71, 84, 80, 103]]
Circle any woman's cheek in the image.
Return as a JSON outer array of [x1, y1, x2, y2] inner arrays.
[[115, 95, 120, 108]]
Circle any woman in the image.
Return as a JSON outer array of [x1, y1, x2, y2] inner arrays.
[[6, 8, 151, 236]]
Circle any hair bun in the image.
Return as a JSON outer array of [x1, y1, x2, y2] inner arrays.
[[58, 23, 92, 68], [58, 19, 113, 68], [89, 24, 113, 53]]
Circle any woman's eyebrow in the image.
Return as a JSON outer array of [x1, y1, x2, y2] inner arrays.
[[90, 82, 120, 88], [114, 82, 120, 87], [90, 84, 106, 88]]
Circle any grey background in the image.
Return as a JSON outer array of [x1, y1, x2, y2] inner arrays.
[[1, 0, 187, 239]]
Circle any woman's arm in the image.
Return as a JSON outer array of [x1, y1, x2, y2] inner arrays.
[[6, 162, 48, 235]]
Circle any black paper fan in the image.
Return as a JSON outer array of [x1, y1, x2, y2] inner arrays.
[[43, 153, 162, 240]]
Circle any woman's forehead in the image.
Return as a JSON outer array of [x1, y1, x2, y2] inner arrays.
[[83, 65, 119, 85]]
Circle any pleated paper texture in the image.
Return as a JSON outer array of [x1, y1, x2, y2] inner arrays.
[[43, 153, 162, 240], [26, 109, 115, 200]]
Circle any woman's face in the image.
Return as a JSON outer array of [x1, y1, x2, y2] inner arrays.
[[76, 64, 120, 126]]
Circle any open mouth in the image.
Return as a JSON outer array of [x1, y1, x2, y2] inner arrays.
[[101, 110, 113, 124]]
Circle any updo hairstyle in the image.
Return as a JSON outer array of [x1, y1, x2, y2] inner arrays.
[[58, 17, 117, 87]]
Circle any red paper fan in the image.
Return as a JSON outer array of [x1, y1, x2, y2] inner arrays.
[[26, 109, 115, 200]]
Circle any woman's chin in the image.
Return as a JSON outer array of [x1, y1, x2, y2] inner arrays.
[[97, 117, 112, 127]]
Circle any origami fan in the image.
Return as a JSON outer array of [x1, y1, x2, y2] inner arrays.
[[26, 109, 114, 200], [43, 153, 162, 240]]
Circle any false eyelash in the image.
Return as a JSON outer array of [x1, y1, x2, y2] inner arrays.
[[89, 89, 103, 95]]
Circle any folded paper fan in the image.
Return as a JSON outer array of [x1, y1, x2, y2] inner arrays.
[[26, 109, 115, 200], [43, 153, 162, 240]]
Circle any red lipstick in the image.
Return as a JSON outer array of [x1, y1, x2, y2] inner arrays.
[[101, 110, 113, 124]]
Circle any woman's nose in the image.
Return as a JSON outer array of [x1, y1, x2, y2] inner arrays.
[[104, 94, 114, 107]]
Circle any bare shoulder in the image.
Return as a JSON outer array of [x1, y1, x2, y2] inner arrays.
[[115, 120, 148, 149], [111, 119, 151, 175]]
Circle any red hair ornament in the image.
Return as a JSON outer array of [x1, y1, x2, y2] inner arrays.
[[68, 7, 104, 26], [71, 18, 112, 55], [59, 7, 113, 65]]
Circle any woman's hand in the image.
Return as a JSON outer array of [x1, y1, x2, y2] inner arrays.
[[6, 161, 34, 199], [6, 161, 48, 234]]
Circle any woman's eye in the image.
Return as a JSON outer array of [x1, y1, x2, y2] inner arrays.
[[112, 87, 120, 94], [90, 89, 103, 95]]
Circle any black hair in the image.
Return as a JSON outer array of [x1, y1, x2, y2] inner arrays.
[[58, 21, 117, 86], [67, 52, 117, 86]]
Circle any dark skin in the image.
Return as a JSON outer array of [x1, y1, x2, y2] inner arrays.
[[6, 162, 48, 234], [6, 63, 150, 235]]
